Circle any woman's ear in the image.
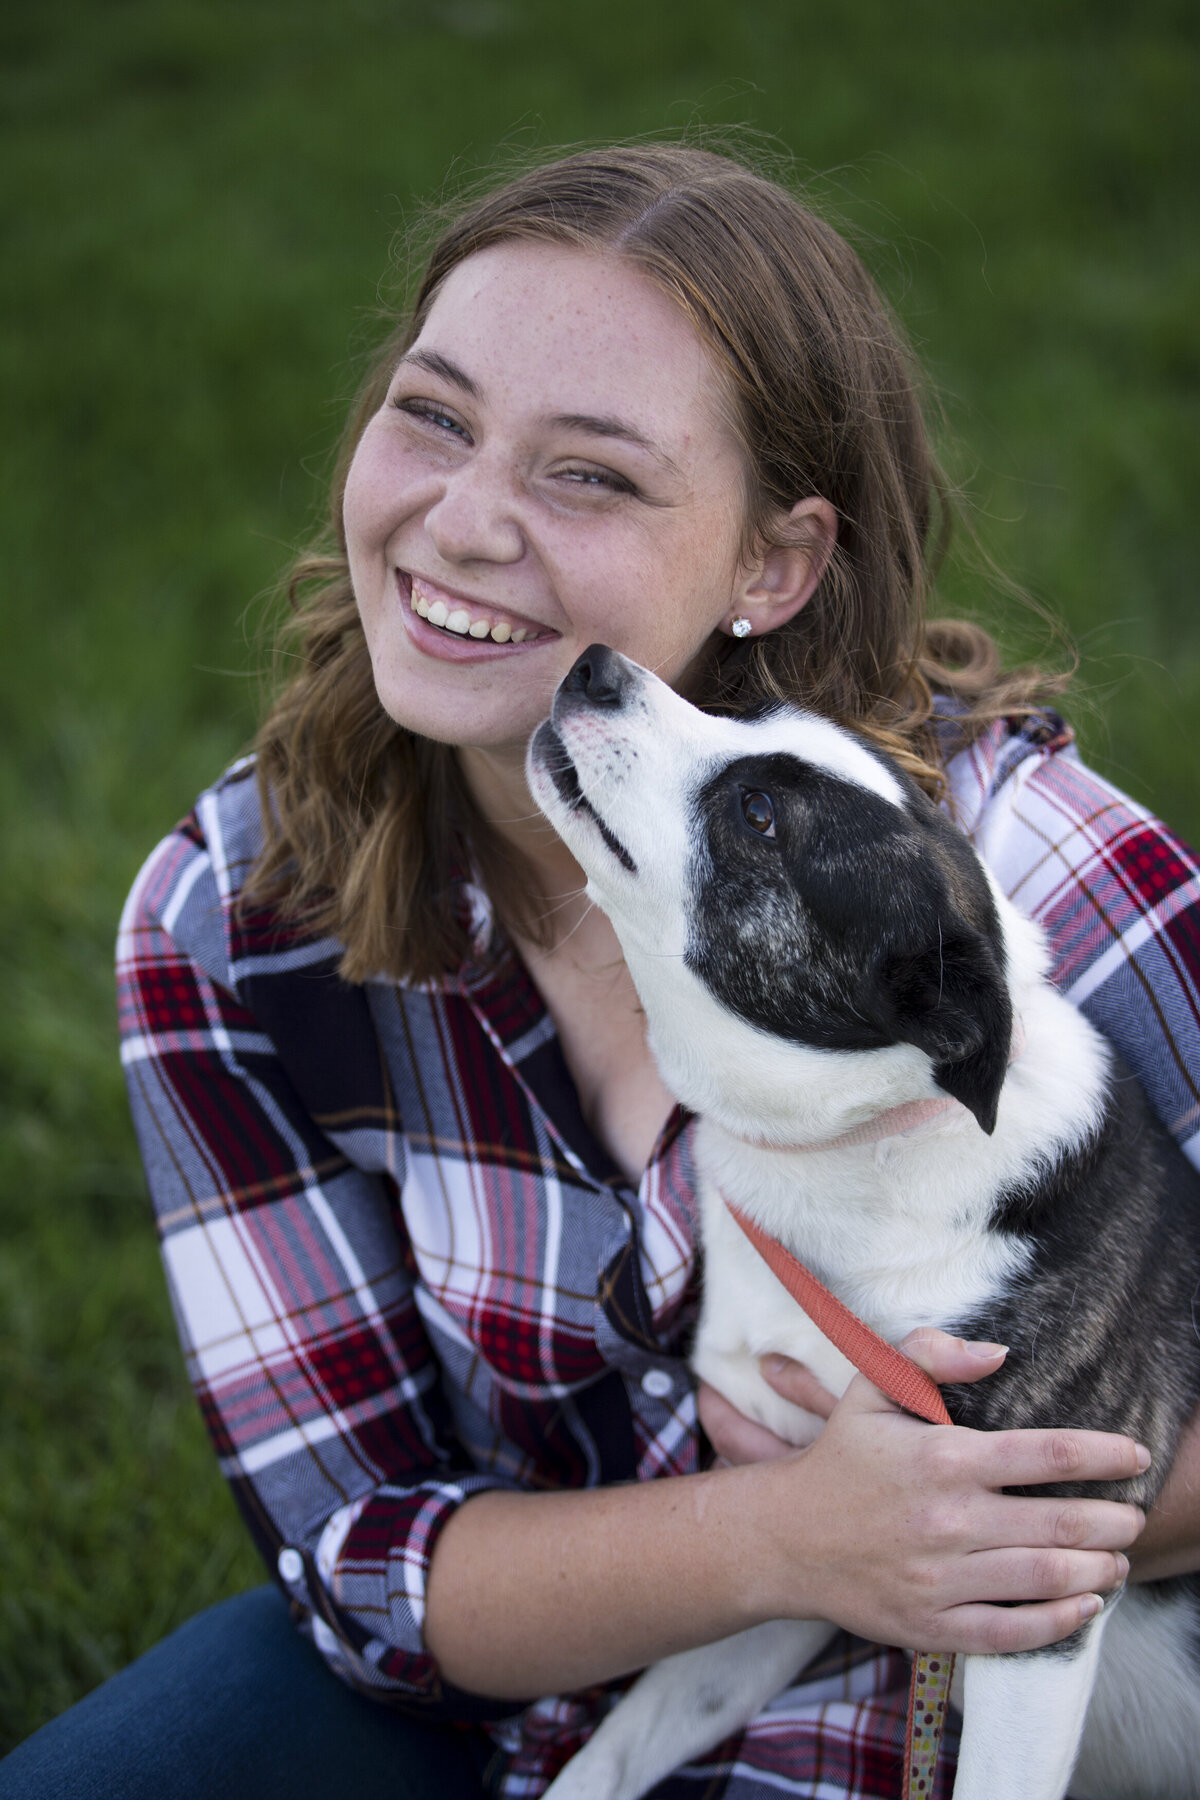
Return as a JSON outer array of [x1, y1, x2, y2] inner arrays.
[[722, 496, 838, 639]]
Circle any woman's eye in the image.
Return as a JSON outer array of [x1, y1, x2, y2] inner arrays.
[[394, 397, 469, 439], [557, 465, 635, 496], [741, 790, 776, 837]]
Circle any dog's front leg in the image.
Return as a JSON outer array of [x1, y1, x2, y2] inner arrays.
[[541, 1619, 836, 1800], [951, 1610, 1109, 1800]]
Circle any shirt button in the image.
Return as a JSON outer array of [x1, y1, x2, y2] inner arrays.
[[277, 1546, 305, 1585], [641, 1368, 674, 1399]]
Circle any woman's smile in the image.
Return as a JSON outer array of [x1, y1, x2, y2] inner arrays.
[[400, 569, 556, 652]]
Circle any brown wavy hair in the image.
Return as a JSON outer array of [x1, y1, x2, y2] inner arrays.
[[247, 143, 1063, 982]]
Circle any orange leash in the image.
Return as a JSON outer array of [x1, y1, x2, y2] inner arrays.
[[724, 1198, 955, 1799]]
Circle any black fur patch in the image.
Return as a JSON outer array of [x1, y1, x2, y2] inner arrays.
[[686, 754, 1012, 1130], [942, 1054, 1200, 1511]]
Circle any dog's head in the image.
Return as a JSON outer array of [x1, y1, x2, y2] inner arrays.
[[528, 646, 1015, 1137]]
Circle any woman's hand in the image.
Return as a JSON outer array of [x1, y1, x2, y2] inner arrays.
[[735, 1328, 1149, 1656]]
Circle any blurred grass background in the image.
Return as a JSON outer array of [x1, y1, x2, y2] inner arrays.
[[2, 0, 1197, 1751]]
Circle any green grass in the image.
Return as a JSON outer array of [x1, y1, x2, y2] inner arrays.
[[2, 0, 1197, 1753]]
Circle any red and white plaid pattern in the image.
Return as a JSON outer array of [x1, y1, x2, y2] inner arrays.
[[116, 715, 1200, 1798]]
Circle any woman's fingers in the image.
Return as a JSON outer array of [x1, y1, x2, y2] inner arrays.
[[891, 1325, 1011, 1388], [842, 1326, 1151, 1490], [932, 1594, 1107, 1658], [709, 1330, 1151, 1497], [970, 1493, 1146, 1554], [697, 1382, 801, 1464], [696, 1357, 838, 1466], [948, 1545, 1128, 1605], [759, 1354, 837, 1419], [925, 1423, 1151, 1492]]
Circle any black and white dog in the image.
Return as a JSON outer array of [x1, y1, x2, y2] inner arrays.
[[527, 646, 1200, 1800]]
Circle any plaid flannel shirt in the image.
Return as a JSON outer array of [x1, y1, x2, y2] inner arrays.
[[116, 716, 1200, 1800]]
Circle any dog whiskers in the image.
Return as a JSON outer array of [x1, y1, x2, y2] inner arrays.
[[536, 895, 599, 952]]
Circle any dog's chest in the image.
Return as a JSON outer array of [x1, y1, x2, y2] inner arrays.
[[692, 1121, 1033, 1375]]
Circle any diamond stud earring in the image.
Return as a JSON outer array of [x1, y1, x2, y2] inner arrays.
[[731, 616, 753, 638]]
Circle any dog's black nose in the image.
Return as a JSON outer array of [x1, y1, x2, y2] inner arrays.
[[562, 645, 627, 708]]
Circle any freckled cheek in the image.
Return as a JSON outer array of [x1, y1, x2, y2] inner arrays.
[[343, 438, 430, 549], [563, 528, 727, 667]]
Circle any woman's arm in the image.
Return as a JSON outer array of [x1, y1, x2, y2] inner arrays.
[[426, 1332, 1144, 1699], [118, 786, 522, 1719], [1128, 1405, 1200, 1581]]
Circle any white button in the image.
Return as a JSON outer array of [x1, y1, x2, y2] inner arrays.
[[641, 1368, 673, 1398], [277, 1547, 305, 1584]]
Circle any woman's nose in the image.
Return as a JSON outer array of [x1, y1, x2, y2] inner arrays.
[[423, 452, 525, 566]]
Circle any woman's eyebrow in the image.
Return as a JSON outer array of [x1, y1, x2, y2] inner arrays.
[[398, 347, 480, 396], [551, 412, 682, 476]]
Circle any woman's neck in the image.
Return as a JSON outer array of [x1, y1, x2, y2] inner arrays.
[[456, 742, 676, 1185], [458, 741, 592, 936]]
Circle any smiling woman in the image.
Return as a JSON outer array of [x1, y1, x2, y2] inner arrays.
[[9, 141, 1200, 1800]]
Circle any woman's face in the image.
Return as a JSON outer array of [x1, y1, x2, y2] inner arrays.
[[343, 241, 759, 774]]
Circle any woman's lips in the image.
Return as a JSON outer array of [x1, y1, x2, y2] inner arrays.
[[403, 572, 552, 646]]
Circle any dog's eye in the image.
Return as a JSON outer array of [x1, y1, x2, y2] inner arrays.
[[741, 790, 776, 837]]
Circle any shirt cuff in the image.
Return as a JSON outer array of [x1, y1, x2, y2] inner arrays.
[[288, 1472, 525, 1719]]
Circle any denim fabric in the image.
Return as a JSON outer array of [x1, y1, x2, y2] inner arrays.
[[0, 1586, 490, 1799]]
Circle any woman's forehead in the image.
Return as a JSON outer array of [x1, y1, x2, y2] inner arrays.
[[411, 240, 740, 457]]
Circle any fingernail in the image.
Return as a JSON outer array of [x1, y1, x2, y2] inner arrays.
[[1135, 1444, 1152, 1472], [762, 1355, 790, 1377], [963, 1340, 1008, 1359], [1115, 1553, 1130, 1580], [1080, 1594, 1104, 1621]]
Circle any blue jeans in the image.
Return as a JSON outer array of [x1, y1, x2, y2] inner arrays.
[[0, 1586, 492, 1798]]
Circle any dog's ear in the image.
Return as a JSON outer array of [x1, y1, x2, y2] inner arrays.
[[882, 933, 1012, 1134]]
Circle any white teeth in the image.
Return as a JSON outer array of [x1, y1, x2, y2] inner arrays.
[[408, 576, 536, 646]]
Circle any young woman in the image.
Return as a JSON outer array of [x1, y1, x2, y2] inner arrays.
[[9, 143, 1199, 1800]]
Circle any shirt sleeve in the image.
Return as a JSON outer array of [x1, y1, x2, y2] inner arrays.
[[953, 731, 1200, 1168], [116, 795, 523, 1720]]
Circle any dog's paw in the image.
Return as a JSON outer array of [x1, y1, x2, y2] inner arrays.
[[694, 1348, 826, 1449], [542, 1748, 625, 1800]]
